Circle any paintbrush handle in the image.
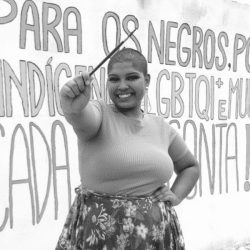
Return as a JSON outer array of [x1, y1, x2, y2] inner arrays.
[[89, 41, 125, 76], [89, 28, 137, 76]]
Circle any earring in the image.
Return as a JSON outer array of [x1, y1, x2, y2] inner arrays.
[[142, 87, 151, 112]]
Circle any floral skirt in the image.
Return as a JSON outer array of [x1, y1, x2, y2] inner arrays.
[[55, 186, 185, 250]]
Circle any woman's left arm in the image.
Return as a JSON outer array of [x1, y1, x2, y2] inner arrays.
[[151, 150, 200, 206]]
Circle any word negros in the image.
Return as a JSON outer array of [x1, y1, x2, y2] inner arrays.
[[2, 1, 250, 72]]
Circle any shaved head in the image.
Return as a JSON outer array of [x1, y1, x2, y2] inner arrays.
[[108, 48, 148, 76]]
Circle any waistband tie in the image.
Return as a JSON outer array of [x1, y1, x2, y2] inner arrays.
[[74, 186, 152, 200]]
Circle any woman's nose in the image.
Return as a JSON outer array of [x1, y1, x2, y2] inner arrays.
[[118, 79, 129, 90]]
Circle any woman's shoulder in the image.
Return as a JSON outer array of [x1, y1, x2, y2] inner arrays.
[[89, 99, 109, 112], [89, 99, 118, 119], [146, 114, 180, 138], [146, 113, 171, 127], [89, 98, 105, 107]]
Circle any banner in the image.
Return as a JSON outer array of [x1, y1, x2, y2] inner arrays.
[[0, 0, 249, 249]]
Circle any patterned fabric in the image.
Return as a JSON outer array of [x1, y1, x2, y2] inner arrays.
[[55, 186, 185, 250]]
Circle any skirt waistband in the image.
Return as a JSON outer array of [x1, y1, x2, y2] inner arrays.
[[75, 186, 152, 200], [56, 186, 182, 249]]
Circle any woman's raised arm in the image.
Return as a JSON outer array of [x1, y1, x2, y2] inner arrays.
[[59, 72, 102, 140]]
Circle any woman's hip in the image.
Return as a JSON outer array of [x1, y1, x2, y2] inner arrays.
[[56, 186, 185, 250]]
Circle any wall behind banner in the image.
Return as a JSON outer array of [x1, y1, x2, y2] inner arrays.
[[0, 0, 250, 249]]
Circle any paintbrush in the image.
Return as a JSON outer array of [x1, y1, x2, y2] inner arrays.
[[89, 28, 138, 76]]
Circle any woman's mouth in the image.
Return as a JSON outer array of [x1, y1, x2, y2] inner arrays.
[[118, 93, 132, 99]]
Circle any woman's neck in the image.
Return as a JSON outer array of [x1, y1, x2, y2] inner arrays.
[[116, 106, 144, 120]]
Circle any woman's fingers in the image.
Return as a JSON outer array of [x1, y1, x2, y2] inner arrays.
[[81, 72, 91, 86], [152, 189, 170, 202], [73, 76, 84, 93], [60, 81, 76, 98], [59, 71, 93, 113], [151, 188, 181, 206], [151, 185, 176, 203], [73, 72, 91, 92], [61, 72, 92, 99], [65, 80, 81, 97]]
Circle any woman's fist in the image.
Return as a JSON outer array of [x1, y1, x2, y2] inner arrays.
[[60, 72, 92, 114]]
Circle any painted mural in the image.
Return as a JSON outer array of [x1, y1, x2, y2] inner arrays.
[[0, 0, 250, 249]]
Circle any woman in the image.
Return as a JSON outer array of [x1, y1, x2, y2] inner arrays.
[[56, 48, 199, 250]]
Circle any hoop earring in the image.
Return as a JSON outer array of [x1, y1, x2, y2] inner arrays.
[[142, 87, 151, 112]]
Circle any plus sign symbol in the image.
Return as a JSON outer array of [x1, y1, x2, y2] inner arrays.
[[216, 78, 223, 88]]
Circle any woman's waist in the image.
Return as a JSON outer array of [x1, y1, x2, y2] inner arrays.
[[75, 185, 153, 200], [74, 186, 172, 216], [79, 175, 169, 198]]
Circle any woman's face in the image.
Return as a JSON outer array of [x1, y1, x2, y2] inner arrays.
[[107, 61, 150, 113]]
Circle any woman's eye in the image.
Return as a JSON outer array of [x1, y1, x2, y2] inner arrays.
[[109, 77, 119, 82], [127, 75, 139, 81]]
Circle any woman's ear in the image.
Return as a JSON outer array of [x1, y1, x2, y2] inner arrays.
[[145, 74, 150, 88]]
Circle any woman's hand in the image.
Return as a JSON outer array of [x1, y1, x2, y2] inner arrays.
[[60, 71, 92, 114], [150, 185, 182, 206]]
